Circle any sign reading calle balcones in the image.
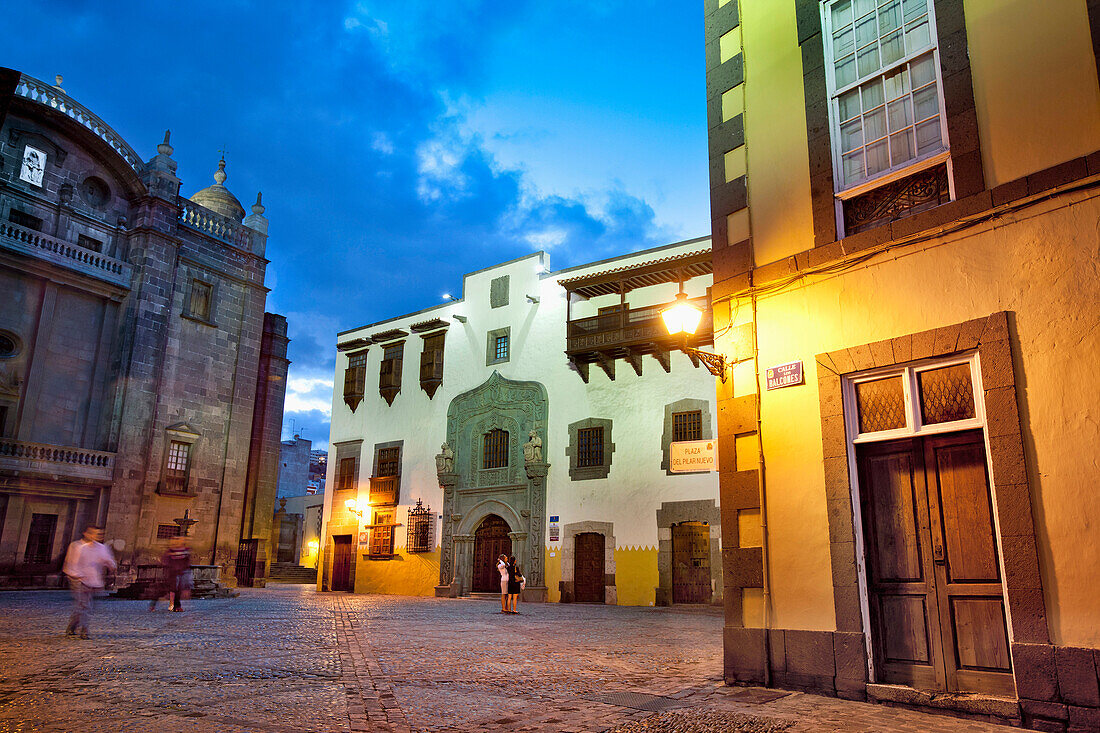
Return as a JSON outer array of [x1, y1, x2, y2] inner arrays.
[[766, 360, 804, 390], [670, 440, 716, 473]]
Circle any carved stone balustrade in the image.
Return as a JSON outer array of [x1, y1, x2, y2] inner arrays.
[[0, 439, 115, 483], [0, 220, 132, 289]]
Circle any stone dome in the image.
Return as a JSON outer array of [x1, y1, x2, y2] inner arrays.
[[189, 158, 245, 221]]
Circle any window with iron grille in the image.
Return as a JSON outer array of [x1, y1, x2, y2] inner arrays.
[[370, 511, 395, 558], [24, 513, 57, 564], [483, 429, 509, 469], [577, 427, 604, 468], [187, 279, 213, 322], [164, 441, 191, 493], [486, 327, 511, 365], [672, 411, 703, 442], [157, 524, 181, 540], [494, 334, 509, 361], [406, 499, 434, 553], [336, 456, 358, 491]]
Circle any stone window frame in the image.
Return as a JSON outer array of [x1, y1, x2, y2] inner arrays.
[[797, 0, 984, 245], [559, 521, 617, 605], [157, 423, 200, 497], [661, 398, 714, 475], [655, 499, 722, 607], [490, 275, 510, 308], [566, 417, 615, 481], [817, 312, 1050, 691], [820, 0, 952, 201], [485, 327, 511, 366], [482, 428, 509, 469], [182, 276, 216, 326], [332, 440, 363, 493]]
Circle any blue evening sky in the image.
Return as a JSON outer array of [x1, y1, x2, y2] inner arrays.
[[4, 1, 707, 449]]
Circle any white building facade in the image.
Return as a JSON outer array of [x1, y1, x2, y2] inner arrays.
[[320, 238, 725, 605]]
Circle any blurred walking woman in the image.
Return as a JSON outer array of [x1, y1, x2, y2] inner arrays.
[[506, 555, 523, 614]]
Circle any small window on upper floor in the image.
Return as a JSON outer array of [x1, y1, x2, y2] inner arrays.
[[336, 456, 358, 491], [495, 334, 509, 361], [486, 327, 511, 366], [483, 428, 509, 469], [77, 234, 103, 253], [379, 342, 404, 406], [344, 351, 367, 411], [185, 279, 214, 324], [164, 440, 192, 494], [419, 332, 445, 399], [8, 209, 43, 232], [672, 410, 703, 442], [825, 0, 947, 190]]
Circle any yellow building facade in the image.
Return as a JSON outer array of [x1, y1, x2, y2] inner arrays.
[[705, 0, 1100, 729]]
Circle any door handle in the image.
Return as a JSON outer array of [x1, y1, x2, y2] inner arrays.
[[933, 543, 945, 565]]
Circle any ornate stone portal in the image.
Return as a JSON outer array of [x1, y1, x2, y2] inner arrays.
[[434, 371, 549, 601]]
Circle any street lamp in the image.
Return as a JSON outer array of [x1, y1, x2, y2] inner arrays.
[[661, 289, 729, 383], [344, 498, 364, 518]]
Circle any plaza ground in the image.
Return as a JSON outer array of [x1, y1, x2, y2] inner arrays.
[[0, 585, 1016, 732]]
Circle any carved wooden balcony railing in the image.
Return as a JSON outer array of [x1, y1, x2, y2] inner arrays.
[[369, 475, 398, 506], [0, 220, 132, 289], [0, 439, 115, 483]]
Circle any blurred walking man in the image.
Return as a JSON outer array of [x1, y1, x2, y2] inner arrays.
[[62, 525, 116, 639]]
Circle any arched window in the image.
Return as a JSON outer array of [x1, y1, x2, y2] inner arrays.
[[483, 429, 509, 469]]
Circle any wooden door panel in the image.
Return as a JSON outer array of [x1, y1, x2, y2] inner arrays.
[[672, 522, 711, 604], [473, 515, 512, 593], [951, 597, 1012, 672], [574, 532, 605, 603], [878, 594, 934, 664], [864, 452, 924, 583], [332, 535, 353, 592], [932, 442, 1000, 583]]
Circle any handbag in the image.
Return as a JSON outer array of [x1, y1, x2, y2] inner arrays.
[[519, 575, 526, 591]]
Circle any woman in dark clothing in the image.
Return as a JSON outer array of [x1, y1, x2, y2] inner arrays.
[[161, 537, 192, 611], [506, 555, 523, 614]]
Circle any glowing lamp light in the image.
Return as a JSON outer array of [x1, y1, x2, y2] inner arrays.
[[307, 539, 319, 553], [344, 498, 357, 511], [661, 292, 703, 336]]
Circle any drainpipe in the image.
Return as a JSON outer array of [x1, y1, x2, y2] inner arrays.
[[749, 291, 772, 688]]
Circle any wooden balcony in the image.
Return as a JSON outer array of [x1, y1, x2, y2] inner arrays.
[[0, 439, 115, 484], [369, 475, 398, 506]]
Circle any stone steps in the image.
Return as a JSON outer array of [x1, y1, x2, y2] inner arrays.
[[267, 563, 317, 584]]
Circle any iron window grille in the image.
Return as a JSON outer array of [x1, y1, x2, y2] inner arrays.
[[376, 447, 400, 477], [672, 411, 703, 442], [157, 524, 181, 540], [494, 334, 509, 361], [406, 499, 434, 553], [483, 428, 509, 469], [577, 426, 604, 467]]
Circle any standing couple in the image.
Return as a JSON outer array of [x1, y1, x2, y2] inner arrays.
[[496, 553, 524, 614]]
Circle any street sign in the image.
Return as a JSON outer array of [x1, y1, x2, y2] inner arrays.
[[766, 361, 804, 390], [670, 440, 716, 473]]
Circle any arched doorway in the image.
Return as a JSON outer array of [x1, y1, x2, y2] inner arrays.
[[472, 515, 512, 592]]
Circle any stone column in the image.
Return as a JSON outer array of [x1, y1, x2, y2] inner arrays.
[[508, 531, 528, 577], [434, 472, 458, 597], [524, 462, 549, 601], [453, 534, 474, 596]]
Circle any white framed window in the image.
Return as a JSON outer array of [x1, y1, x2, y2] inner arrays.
[[822, 0, 950, 196], [842, 353, 984, 444]]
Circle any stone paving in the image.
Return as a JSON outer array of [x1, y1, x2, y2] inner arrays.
[[0, 585, 1015, 732]]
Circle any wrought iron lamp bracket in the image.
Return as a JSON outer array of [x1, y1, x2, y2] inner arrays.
[[682, 344, 728, 383]]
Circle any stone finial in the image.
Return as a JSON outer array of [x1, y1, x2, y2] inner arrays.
[[53, 75, 64, 92], [157, 130, 174, 157], [252, 191, 265, 216], [214, 157, 227, 185]]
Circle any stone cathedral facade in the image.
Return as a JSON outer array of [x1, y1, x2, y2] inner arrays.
[[0, 69, 288, 588]]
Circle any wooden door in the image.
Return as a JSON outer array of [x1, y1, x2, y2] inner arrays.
[[858, 431, 1012, 696], [472, 515, 512, 592], [235, 539, 257, 587], [672, 522, 711, 604], [331, 535, 354, 592], [574, 532, 605, 603]]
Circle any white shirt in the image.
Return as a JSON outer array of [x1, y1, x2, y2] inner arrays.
[[63, 540, 117, 588], [497, 560, 508, 579]]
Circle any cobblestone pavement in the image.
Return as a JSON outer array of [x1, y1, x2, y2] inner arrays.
[[0, 585, 1014, 732]]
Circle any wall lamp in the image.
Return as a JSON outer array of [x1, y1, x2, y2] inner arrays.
[[661, 288, 728, 383], [344, 498, 364, 518]]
